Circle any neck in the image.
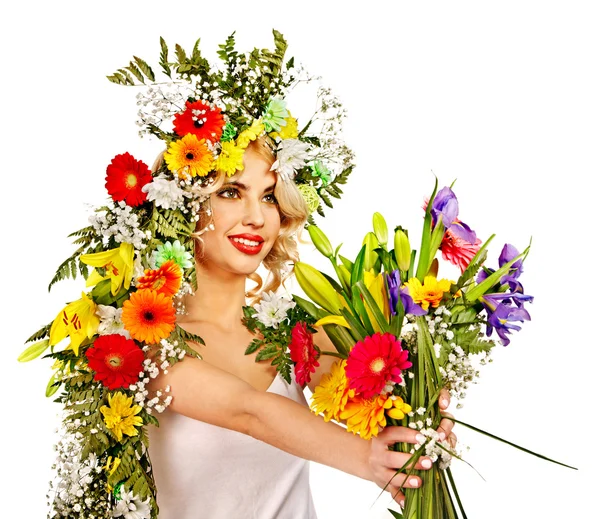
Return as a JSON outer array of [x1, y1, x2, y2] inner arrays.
[[180, 263, 249, 329]]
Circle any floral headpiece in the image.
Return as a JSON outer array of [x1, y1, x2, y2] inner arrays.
[[18, 31, 353, 519], [108, 30, 353, 222]]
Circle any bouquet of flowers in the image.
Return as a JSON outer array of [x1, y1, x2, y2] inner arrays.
[[283, 180, 573, 518]]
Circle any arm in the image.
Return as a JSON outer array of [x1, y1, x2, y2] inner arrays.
[[148, 353, 433, 496]]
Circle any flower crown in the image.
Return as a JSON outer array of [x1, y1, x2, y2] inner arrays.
[[18, 31, 353, 519], [108, 30, 354, 222]]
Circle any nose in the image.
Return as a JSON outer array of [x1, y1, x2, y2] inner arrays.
[[242, 196, 265, 228]]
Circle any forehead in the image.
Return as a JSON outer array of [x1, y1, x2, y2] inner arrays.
[[226, 151, 277, 189]]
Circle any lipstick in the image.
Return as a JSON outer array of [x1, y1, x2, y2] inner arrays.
[[228, 234, 265, 256]]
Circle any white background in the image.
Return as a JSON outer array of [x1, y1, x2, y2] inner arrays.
[[1, 1, 597, 518]]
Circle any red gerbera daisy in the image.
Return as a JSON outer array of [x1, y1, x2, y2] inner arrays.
[[173, 100, 225, 144], [136, 260, 182, 297], [440, 227, 482, 273], [289, 322, 320, 386], [85, 334, 145, 390], [345, 332, 412, 398], [105, 152, 152, 206]]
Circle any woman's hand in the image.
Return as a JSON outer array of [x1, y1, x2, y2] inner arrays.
[[368, 389, 455, 507]]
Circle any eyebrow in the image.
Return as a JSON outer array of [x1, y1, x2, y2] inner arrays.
[[226, 180, 276, 193]]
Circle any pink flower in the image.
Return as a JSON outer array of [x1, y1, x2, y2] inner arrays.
[[440, 227, 482, 272], [289, 322, 320, 386], [345, 332, 412, 398]]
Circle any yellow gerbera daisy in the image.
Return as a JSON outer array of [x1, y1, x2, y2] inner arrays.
[[310, 360, 355, 422], [269, 114, 299, 140], [405, 275, 453, 310], [339, 394, 392, 440], [236, 119, 265, 149], [164, 133, 213, 178], [100, 391, 143, 442], [215, 141, 245, 176]]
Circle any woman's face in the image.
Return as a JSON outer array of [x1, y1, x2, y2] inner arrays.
[[198, 148, 281, 277]]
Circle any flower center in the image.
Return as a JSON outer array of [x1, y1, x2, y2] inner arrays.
[[194, 119, 205, 128], [125, 173, 138, 188], [370, 357, 386, 373], [186, 152, 195, 160], [107, 354, 123, 368], [143, 311, 155, 323]]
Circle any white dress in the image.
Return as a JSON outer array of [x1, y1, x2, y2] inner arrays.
[[147, 373, 318, 519]]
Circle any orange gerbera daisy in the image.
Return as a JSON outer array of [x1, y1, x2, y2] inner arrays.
[[339, 394, 392, 440], [164, 133, 213, 178], [121, 290, 176, 344], [136, 260, 182, 297]]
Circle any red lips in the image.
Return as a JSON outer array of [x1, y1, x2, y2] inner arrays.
[[228, 234, 265, 256]]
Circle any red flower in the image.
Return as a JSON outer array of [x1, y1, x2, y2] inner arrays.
[[85, 334, 145, 390], [105, 152, 152, 206], [440, 227, 482, 273], [345, 332, 412, 398], [173, 100, 225, 144], [289, 322, 320, 386]]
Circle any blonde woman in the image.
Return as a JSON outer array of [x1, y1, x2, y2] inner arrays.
[[147, 138, 455, 518]]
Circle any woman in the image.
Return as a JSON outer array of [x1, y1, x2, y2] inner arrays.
[[146, 137, 455, 518], [30, 33, 454, 519]]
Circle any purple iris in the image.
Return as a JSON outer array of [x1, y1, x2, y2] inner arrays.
[[430, 187, 478, 243], [477, 243, 526, 294], [386, 270, 427, 316], [484, 302, 531, 346]]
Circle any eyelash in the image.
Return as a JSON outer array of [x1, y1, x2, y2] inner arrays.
[[217, 187, 278, 204]]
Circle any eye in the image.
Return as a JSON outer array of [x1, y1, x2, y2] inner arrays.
[[263, 192, 278, 204], [217, 187, 239, 199]]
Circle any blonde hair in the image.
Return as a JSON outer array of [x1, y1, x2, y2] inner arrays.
[[154, 138, 307, 303]]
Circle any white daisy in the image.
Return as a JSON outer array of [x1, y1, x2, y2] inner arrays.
[[96, 305, 130, 338], [112, 491, 151, 519]]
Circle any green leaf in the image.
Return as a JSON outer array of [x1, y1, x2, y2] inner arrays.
[[159, 36, 171, 77], [25, 323, 51, 344], [356, 281, 389, 333], [415, 178, 438, 281], [387, 510, 404, 519], [451, 417, 578, 470], [17, 339, 50, 362], [45, 373, 61, 397], [124, 63, 144, 83], [350, 245, 367, 286]]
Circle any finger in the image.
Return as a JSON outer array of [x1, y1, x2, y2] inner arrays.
[[384, 451, 433, 471], [448, 432, 457, 449], [438, 388, 451, 410], [388, 485, 405, 507], [375, 426, 424, 448], [384, 469, 422, 489], [437, 414, 455, 441]]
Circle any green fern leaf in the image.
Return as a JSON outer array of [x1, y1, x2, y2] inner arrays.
[[133, 56, 156, 81], [159, 36, 171, 77], [125, 63, 145, 83]]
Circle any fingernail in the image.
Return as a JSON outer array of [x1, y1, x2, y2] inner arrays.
[[439, 432, 446, 441], [409, 477, 419, 487], [441, 398, 449, 408], [421, 458, 432, 469], [400, 500, 405, 508], [415, 433, 426, 443]]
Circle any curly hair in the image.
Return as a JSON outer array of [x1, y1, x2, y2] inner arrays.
[[174, 138, 308, 303]]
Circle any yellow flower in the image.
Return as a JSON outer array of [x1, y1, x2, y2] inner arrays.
[[215, 141, 245, 176], [386, 397, 412, 420], [164, 133, 213, 178], [80, 243, 134, 296], [100, 392, 143, 442], [236, 119, 265, 148], [339, 394, 393, 440], [269, 114, 299, 140], [405, 275, 452, 310], [311, 360, 355, 421], [363, 270, 390, 330], [49, 292, 100, 356], [104, 456, 121, 493]]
